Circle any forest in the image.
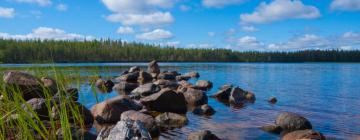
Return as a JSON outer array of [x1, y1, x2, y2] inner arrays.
[[0, 39, 359, 63]]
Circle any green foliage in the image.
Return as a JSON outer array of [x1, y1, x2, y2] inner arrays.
[[0, 39, 359, 63]]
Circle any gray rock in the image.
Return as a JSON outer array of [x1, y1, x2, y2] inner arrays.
[[183, 88, 208, 106], [121, 110, 159, 137], [155, 112, 188, 129], [131, 83, 160, 99], [98, 120, 151, 140], [276, 112, 312, 134], [187, 130, 220, 140]]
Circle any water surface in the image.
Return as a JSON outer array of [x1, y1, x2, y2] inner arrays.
[[2, 63, 359, 140]]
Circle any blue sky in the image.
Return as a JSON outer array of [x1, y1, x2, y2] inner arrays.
[[0, 0, 360, 51]]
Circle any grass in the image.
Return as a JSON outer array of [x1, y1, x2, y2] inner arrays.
[[0, 66, 106, 140]]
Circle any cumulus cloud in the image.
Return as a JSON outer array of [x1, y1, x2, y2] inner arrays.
[[0, 7, 15, 18], [0, 27, 94, 40], [106, 12, 174, 26], [12, 0, 52, 6], [202, 0, 245, 8], [179, 5, 191, 12], [117, 26, 134, 34], [56, 4, 68, 11], [102, 0, 176, 26], [240, 0, 320, 24], [241, 26, 259, 32], [136, 29, 173, 40], [330, 0, 360, 11], [236, 36, 265, 50]]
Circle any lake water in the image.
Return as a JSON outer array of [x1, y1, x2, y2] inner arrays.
[[2, 63, 360, 140]]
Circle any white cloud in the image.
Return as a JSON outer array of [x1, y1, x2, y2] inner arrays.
[[240, 0, 320, 24], [187, 43, 215, 49], [202, 0, 245, 8], [0, 7, 15, 18], [159, 41, 181, 47], [330, 0, 360, 11], [106, 12, 174, 26], [117, 26, 134, 34], [56, 4, 68, 11], [101, 0, 176, 13], [0, 27, 94, 40], [241, 26, 259, 32], [208, 32, 215, 37], [236, 36, 265, 50], [12, 0, 52, 6], [136, 29, 173, 40], [179, 5, 191, 12]]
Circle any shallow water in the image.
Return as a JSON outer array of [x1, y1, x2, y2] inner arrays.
[[2, 63, 360, 140]]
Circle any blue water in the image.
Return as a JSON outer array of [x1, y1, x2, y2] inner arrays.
[[2, 63, 360, 139]]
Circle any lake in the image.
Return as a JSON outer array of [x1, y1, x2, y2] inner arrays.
[[2, 63, 359, 140]]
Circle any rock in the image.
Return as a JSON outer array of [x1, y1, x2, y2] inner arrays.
[[192, 104, 215, 116], [178, 80, 193, 88], [195, 80, 213, 90], [228, 87, 255, 104], [183, 71, 200, 78], [183, 88, 208, 106], [187, 130, 220, 140], [211, 86, 232, 101], [40, 77, 58, 94], [282, 129, 325, 140], [260, 125, 282, 134], [275, 112, 312, 133], [53, 88, 79, 102], [137, 71, 153, 84], [113, 82, 139, 93], [3, 71, 47, 100], [115, 72, 139, 83], [57, 127, 97, 140], [96, 125, 115, 140], [153, 79, 178, 89], [148, 60, 160, 74], [157, 72, 176, 80], [99, 120, 152, 140], [268, 97, 277, 104], [140, 88, 187, 114], [121, 110, 159, 137], [91, 96, 142, 124], [22, 98, 49, 120], [155, 112, 188, 129], [219, 84, 233, 90], [120, 70, 129, 76], [131, 83, 160, 99], [95, 79, 106, 88], [129, 66, 140, 73], [51, 102, 94, 126], [176, 75, 191, 81]]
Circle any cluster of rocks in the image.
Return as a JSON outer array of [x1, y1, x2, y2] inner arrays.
[[92, 60, 220, 140], [261, 112, 326, 140], [2, 70, 96, 139]]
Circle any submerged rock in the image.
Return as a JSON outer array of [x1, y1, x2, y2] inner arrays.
[[140, 88, 187, 114], [91, 96, 142, 124], [187, 130, 220, 140], [155, 112, 188, 129], [282, 129, 325, 140], [192, 104, 215, 116], [268, 97, 278, 104], [276, 112, 312, 134]]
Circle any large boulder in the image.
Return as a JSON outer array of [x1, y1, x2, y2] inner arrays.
[[275, 112, 313, 134], [195, 80, 213, 90], [113, 82, 139, 93], [3, 71, 48, 100], [98, 120, 152, 140], [183, 88, 208, 106], [137, 71, 153, 84], [131, 83, 160, 99], [140, 88, 187, 114], [115, 72, 139, 83], [229, 87, 255, 104], [148, 60, 160, 74], [121, 110, 159, 137], [91, 96, 142, 124], [155, 112, 188, 129], [187, 130, 220, 140], [192, 104, 215, 116], [282, 129, 325, 140]]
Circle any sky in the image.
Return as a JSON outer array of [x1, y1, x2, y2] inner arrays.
[[0, 0, 360, 51]]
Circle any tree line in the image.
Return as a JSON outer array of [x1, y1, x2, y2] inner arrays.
[[0, 39, 359, 63]]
